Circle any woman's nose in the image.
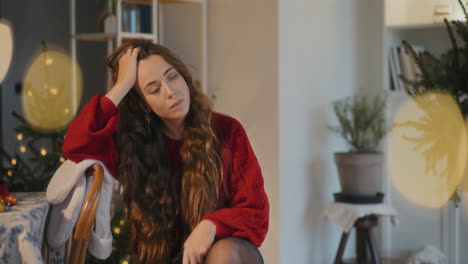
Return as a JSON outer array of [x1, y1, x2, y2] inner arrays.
[[162, 82, 175, 98]]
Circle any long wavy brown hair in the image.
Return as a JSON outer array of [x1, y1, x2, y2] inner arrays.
[[106, 39, 224, 263]]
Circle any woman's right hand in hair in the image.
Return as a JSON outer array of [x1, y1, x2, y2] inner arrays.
[[105, 47, 140, 106]]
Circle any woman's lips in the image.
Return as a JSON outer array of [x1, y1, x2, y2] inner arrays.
[[170, 99, 183, 109]]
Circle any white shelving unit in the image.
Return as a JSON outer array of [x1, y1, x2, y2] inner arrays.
[[69, 0, 208, 104], [382, 1, 464, 263]]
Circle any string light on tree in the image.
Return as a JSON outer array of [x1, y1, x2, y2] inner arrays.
[[49, 88, 58, 96], [16, 133, 22, 141], [11, 159, 16, 166], [40, 148, 47, 156], [19, 146, 26, 153], [45, 57, 53, 65]]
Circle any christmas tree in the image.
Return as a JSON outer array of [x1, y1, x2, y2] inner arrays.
[[0, 111, 65, 192]]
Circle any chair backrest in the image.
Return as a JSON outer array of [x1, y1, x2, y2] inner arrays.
[[69, 163, 104, 264], [42, 163, 104, 264]]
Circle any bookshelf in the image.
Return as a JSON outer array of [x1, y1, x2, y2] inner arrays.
[[70, 0, 208, 97]]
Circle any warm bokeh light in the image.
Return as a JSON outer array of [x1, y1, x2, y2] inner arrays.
[[40, 148, 47, 156], [114, 227, 121, 234], [22, 45, 82, 132], [16, 133, 23, 141], [11, 159, 17, 166], [389, 92, 467, 208], [60, 156, 65, 163], [19, 146, 26, 153], [0, 20, 13, 83], [7, 170, 13, 177]]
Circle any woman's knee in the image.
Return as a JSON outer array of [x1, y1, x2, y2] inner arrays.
[[205, 237, 262, 264]]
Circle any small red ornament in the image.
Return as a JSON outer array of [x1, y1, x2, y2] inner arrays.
[[5, 194, 17, 206]]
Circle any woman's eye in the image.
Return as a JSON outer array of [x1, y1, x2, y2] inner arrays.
[[151, 87, 160, 94], [169, 74, 179, 80]]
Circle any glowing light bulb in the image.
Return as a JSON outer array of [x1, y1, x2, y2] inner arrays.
[[7, 170, 13, 177], [40, 148, 47, 156], [17, 133, 22, 141], [11, 158, 16, 166], [59, 156, 65, 163], [113, 227, 121, 234], [120, 220, 125, 226], [19, 146, 26, 153]]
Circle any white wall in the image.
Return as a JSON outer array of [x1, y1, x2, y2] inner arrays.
[[207, 1, 279, 263], [278, 0, 383, 263]]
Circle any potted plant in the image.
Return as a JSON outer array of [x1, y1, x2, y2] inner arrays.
[[330, 94, 388, 196]]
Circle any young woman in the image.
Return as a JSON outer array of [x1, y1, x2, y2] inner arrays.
[[62, 39, 269, 264]]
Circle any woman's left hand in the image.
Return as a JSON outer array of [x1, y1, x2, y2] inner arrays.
[[183, 220, 217, 264]]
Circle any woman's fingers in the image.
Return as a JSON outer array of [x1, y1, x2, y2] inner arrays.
[[190, 254, 199, 264], [126, 47, 139, 57], [196, 254, 203, 264], [183, 247, 206, 264], [183, 250, 188, 264]]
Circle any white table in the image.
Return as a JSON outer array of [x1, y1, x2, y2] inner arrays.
[[0, 192, 49, 264]]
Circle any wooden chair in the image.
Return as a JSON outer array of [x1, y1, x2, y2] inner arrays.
[[42, 163, 104, 264]]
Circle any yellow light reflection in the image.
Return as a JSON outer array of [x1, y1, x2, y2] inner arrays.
[[22, 45, 82, 132], [49, 88, 58, 95], [45, 57, 53, 65], [0, 20, 13, 83], [390, 92, 467, 208], [40, 148, 47, 156], [19, 146, 26, 153]]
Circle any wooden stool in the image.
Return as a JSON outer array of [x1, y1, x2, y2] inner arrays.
[[334, 215, 380, 264]]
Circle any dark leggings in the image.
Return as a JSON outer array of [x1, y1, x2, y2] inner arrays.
[[204, 237, 264, 264]]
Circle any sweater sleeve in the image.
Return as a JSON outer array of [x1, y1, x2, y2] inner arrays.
[[62, 94, 120, 178], [202, 119, 269, 247]]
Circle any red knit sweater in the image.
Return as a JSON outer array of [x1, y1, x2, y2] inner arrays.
[[62, 94, 269, 247]]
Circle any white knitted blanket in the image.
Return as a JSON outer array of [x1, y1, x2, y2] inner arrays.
[[46, 159, 115, 259]]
